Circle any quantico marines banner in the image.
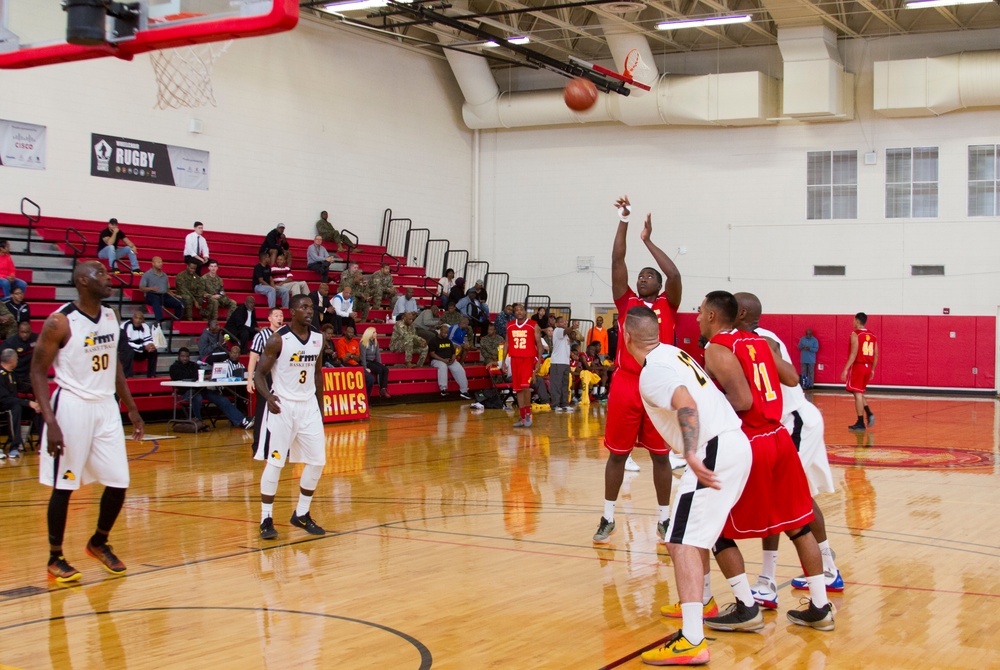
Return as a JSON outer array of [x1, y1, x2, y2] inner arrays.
[[91, 133, 209, 190]]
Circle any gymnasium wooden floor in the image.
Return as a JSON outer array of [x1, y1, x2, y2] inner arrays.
[[1, 392, 998, 669]]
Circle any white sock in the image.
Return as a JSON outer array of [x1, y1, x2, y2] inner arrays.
[[818, 540, 837, 574], [296, 493, 312, 517], [680, 602, 705, 645], [727, 573, 755, 607], [658, 505, 671, 523], [702, 572, 713, 605], [760, 549, 779, 583], [603, 499, 616, 522], [806, 573, 829, 608], [260, 502, 273, 523]]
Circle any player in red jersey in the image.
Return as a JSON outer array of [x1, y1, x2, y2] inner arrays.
[[592, 195, 682, 546], [506, 303, 542, 428], [843, 312, 878, 431], [699, 290, 835, 632]]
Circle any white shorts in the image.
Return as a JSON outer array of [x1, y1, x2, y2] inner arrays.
[[665, 430, 752, 550], [784, 402, 835, 495], [254, 397, 326, 467], [39, 391, 129, 491]]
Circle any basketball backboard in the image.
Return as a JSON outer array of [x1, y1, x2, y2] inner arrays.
[[0, 0, 298, 69]]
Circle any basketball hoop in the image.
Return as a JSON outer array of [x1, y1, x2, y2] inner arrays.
[[149, 41, 231, 109], [623, 49, 640, 79]]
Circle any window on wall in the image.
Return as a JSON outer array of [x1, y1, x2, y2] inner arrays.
[[969, 145, 999, 216], [886, 147, 938, 218], [807, 151, 857, 219]]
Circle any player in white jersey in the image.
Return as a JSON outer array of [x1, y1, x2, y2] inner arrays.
[[30, 261, 145, 583], [733, 293, 843, 610], [254, 294, 326, 540], [623, 306, 752, 667]]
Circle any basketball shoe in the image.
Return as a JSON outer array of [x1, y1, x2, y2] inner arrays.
[[704, 601, 764, 632], [592, 517, 616, 544], [750, 577, 778, 609], [624, 455, 641, 471], [290, 511, 326, 535], [660, 597, 719, 619], [259, 517, 278, 540], [640, 630, 710, 666], [787, 598, 835, 631], [47, 555, 82, 583], [85, 541, 127, 575], [790, 569, 844, 592], [656, 521, 668, 544]]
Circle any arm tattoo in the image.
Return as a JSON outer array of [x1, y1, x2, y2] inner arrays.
[[677, 407, 700, 457]]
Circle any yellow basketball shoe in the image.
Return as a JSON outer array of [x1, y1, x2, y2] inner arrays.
[[641, 630, 710, 666], [660, 597, 718, 619]]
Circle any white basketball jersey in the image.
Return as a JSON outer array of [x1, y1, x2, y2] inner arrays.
[[754, 327, 805, 417], [269, 325, 323, 402], [639, 344, 742, 454], [54, 303, 120, 400]]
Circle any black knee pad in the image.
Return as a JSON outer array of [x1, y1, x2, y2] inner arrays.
[[712, 536, 737, 556], [787, 524, 812, 541], [50, 488, 73, 504]]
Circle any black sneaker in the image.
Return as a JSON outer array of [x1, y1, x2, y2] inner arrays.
[[459, 391, 472, 400], [592, 516, 616, 544], [705, 600, 764, 632], [440, 391, 448, 397], [290, 511, 326, 536], [847, 421, 865, 432], [259, 517, 278, 540], [866, 413, 875, 427], [786, 599, 835, 631]]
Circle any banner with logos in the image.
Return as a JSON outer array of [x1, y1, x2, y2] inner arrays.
[[321, 367, 370, 423], [0, 119, 46, 170], [90, 133, 209, 190]]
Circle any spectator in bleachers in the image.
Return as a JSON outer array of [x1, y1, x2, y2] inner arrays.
[[339, 264, 371, 321], [139, 256, 184, 323], [480, 323, 504, 365], [0, 348, 39, 459], [198, 320, 230, 365], [183, 221, 210, 273], [97, 218, 141, 275], [493, 304, 514, 335], [321, 324, 342, 367], [315, 211, 355, 253], [332, 285, 356, 335], [252, 252, 290, 309], [223, 296, 257, 352], [531, 306, 547, 325], [359, 326, 390, 399], [447, 277, 466, 308], [336, 325, 362, 367], [307, 235, 339, 283], [0, 239, 27, 299], [474, 279, 488, 303], [4, 286, 29, 324], [309, 282, 335, 330], [392, 287, 418, 322], [456, 288, 490, 337], [0, 298, 15, 342], [221, 344, 247, 378], [202, 260, 238, 323], [607, 314, 619, 359], [586, 316, 609, 355], [169, 347, 253, 430], [175, 260, 206, 321], [440, 302, 461, 326], [120, 312, 159, 378], [3, 321, 36, 393], [338, 262, 362, 294], [438, 268, 455, 308], [583, 341, 611, 398], [448, 316, 476, 363], [390, 312, 428, 368], [414, 306, 441, 343], [428, 324, 472, 399], [271, 253, 309, 296], [549, 316, 574, 412], [366, 263, 396, 309], [260, 223, 291, 267]]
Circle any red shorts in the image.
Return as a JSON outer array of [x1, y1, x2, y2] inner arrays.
[[510, 356, 536, 391], [847, 363, 872, 393], [722, 427, 814, 540], [604, 370, 668, 455]]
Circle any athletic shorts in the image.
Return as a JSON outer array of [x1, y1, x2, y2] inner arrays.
[[604, 370, 668, 455], [666, 431, 752, 550], [39, 390, 129, 491], [510, 356, 536, 391], [722, 426, 814, 539], [255, 397, 326, 467], [785, 403, 835, 495], [847, 363, 873, 393]]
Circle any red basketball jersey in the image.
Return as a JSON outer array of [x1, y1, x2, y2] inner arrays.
[[507, 318, 539, 359], [709, 329, 784, 436], [614, 287, 676, 375], [854, 328, 877, 365]]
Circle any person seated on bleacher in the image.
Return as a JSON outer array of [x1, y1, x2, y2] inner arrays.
[[480, 323, 504, 365], [0, 348, 38, 459], [332, 285, 356, 336], [198, 320, 231, 365], [271, 253, 309, 296], [413, 305, 441, 343], [0, 239, 27, 300], [3, 321, 37, 393], [139, 256, 184, 323], [223, 296, 257, 352], [321, 324, 341, 368], [202, 260, 238, 323], [365, 263, 396, 309], [183, 221, 210, 273], [338, 262, 362, 294], [440, 302, 461, 326], [474, 279, 488, 303], [0, 300, 14, 341], [447, 278, 467, 308], [219, 344, 249, 413], [309, 282, 336, 330], [315, 211, 355, 253], [447, 316, 476, 364], [583, 341, 611, 398], [252, 252, 290, 309], [359, 326, 390, 399], [4, 286, 29, 324], [493, 304, 514, 336], [97, 218, 141, 275], [530, 306, 547, 325], [437, 268, 455, 308], [307, 235, 339, 283], [342, 266, 372, 322], [120, 312, 159, 379], [391, 287, 419, 323], [175, 260, 206, 320], [336, 325, 363, 367], [390, 312, 428, 368], [456, 288, 490, 338], [428, 324, 472, 400], [169, 347, 253, 431], [260, 223, 291, 267]]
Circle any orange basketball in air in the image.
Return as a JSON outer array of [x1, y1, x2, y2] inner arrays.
[[564, 77, 598, 111]]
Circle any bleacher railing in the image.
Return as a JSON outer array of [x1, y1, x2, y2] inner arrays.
[[445, 249, 469, 282], [419, 277, 440, 300], [404, 228, 430, 268], [484, 272, 509, 313], [380, 252, 401, 273], [503, 283, 529, 308], [380, 209, 412, 258], [20, 197, 39, 254], [526, 295, 551, 316], [339, 228, 359, 265], [464, 261, 489, 291], [64, 228, 87, 271], [426, 239, 449, 278]]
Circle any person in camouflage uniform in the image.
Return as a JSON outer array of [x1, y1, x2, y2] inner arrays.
[[0, 300, 14, 340], [174, 260, 206, 320], [201, 259, 237, 323], [440, 302, 461, 326], [389, 312, 427, 368], [479, 322, 504, 365], [338, 263, 361, 293], [315, 211, 355, 252], [366, 263, 396, 309], [341, 266, 372, 322]]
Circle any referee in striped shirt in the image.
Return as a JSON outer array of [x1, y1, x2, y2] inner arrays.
[[248, 308, 284, 454]]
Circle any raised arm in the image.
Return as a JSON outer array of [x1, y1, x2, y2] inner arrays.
[[704, 344, 752, 412], [611, 196, 631, 301], [640, 214, 682, 310], [30, 313, 70, 456]]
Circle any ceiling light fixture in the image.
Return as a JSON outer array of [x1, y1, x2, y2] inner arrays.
[[482, 36, 530, 47], [656, 14, 751, 30], [903, 0, 990, 7], [322, 0, 410, 15]]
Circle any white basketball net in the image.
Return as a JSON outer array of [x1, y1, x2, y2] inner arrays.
[[150, 41, 232, 109]]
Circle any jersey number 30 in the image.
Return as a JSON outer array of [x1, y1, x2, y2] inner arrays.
[[91, 354, 110, 372]]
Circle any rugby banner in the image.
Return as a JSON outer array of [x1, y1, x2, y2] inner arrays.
[[0, 119, 46, 170], [321, 367, 370, 423], [90, 133, 209, 190]]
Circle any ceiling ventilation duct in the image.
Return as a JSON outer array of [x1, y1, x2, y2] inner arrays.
[[873, 50, 1000, 117]]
